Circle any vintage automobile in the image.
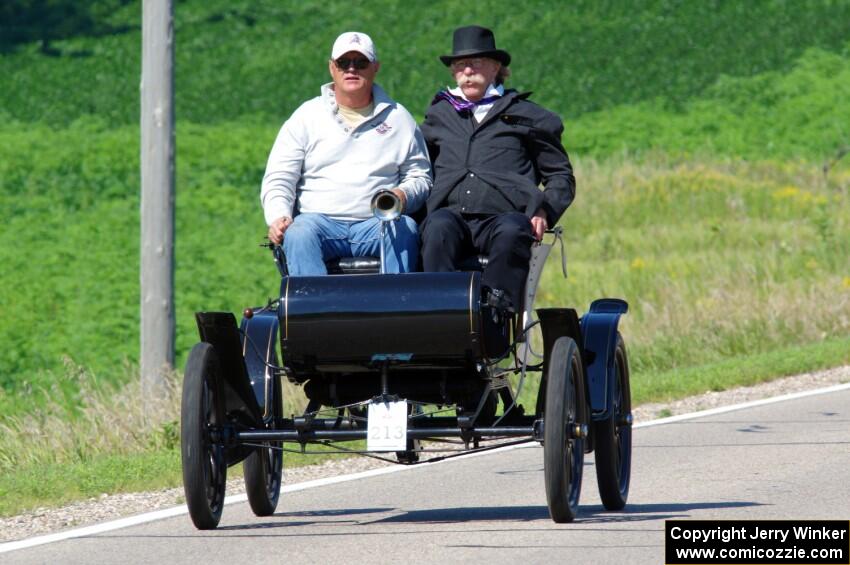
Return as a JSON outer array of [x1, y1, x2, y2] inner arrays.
[[180, 191, 632, 529]]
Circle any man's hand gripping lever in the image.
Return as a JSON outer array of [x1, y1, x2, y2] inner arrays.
[[260, 239, 289, 277]]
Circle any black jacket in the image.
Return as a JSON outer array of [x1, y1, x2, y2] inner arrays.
[[421, 90, 575, 225]]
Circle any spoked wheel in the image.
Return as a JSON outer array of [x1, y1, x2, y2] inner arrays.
[[593, 333, 632, 510], [543, 336, 586, 523], [181, 342, 228, 530], [244, 373, 283, 516]]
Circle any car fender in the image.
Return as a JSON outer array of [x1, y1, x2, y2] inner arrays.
[[194, 311, 264, 466], [580, 298, 628, 421], [239, 308, 280, 423]]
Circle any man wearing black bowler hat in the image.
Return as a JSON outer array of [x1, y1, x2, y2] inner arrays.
[[420, 25, 575, 312]]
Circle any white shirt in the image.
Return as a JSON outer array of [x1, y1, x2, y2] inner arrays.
[[261, 83, 432, 224], [448, 83, 504, 122]]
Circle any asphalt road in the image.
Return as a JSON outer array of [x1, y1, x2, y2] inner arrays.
[[5, 387, 849, 565]]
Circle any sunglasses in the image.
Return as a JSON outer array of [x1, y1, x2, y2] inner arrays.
[[334, 56, 371, 70]]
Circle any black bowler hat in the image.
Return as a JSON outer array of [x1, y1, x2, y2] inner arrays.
[[440, 25, 511, 67]]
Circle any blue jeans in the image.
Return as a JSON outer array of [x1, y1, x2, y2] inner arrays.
[[282, 213, 420, 275]]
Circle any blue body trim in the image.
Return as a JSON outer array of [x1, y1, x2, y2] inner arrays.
[[581, 299, 628, 421], [239, 309, 280, 422]]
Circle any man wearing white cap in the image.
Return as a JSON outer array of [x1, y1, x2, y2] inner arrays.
[[261, 31, 432, 275]]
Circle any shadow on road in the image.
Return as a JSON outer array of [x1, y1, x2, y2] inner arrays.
[[215, 507, 392, 531], [209, 500, 765, 531], [578, 501, 763, 523], [364, 500, 762, 525], [98, 501, 765, 538]]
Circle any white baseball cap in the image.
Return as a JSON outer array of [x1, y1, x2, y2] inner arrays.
[[331, 31, 377, 62]]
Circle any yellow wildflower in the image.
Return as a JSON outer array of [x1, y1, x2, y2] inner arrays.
[[772, 186, 800, 199], [630, 257, 646, 270]]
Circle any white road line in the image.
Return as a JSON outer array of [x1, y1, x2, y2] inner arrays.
[[633, 381, 850, 428], [2, 381, 848, 554]]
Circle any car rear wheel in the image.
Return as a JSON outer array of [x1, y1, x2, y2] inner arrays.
[[244, 374, 283, 516], [593, 333, 632, 510]]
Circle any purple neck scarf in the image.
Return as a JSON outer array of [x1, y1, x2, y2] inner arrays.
[[432, 90, 502, 113]]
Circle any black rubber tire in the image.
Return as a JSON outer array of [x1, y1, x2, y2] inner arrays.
[[543, 336, 585, 523], [244, 375, 283, 516], [181, 342, 228, 530], [593, 333, 632, 510]]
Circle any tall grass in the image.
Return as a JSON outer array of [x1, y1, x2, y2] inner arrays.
[[0, 359, 308, 474], [0, 359, 308, 515], [539, 155, 850, 379], [0, 360, 181, 472]]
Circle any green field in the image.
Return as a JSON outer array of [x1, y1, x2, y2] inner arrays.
[[1, 0, 850, 516]]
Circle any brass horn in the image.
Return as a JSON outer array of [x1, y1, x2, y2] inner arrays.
[[370, 190, 402, 222]]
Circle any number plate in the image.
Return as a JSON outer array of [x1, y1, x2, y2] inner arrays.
[[367, 400, 408, 452]]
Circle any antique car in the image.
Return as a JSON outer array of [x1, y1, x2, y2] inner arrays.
[[180, 191, 632, 529]]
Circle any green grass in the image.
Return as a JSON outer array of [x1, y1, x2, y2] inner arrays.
[[0, 441, 372, 517], [569, 47, 850, 159], [3, 0, 850, 129], [0, 120, 279, 401], [540, 156, 850, 373], [0, 451, 184, 516], [632, 335, 850, 405]]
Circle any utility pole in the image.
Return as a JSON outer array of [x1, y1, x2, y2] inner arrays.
[[140, 0, 175, 398]]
